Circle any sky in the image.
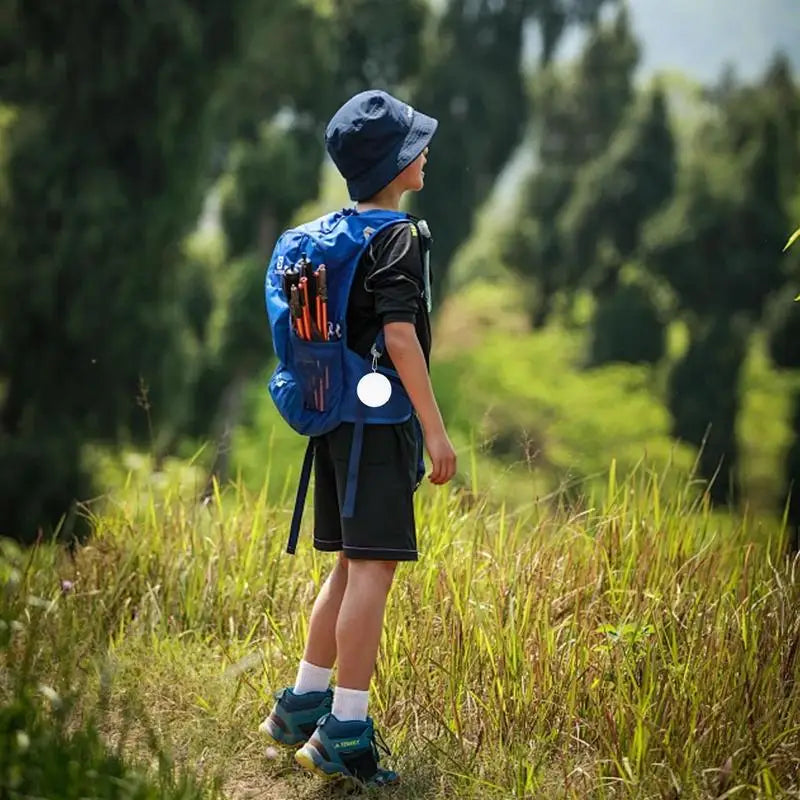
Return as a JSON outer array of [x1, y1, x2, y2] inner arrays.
[[553, 0, 800, 83], [629, 0, 798, 82]]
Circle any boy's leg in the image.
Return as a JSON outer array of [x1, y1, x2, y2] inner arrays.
[[259, 437, 346, 746], [259, 555, 346, 746], [296, 559, 400, 787], [298, 552, 349, 680], [296, 422, 417, 787], [297, 434, 350, 687], [332, 560, 397, 719]]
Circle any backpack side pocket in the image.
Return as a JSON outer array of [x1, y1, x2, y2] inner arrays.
[[269, 335, 345, 437]]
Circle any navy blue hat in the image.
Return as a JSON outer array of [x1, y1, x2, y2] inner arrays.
[[325, 90, 438, 202]]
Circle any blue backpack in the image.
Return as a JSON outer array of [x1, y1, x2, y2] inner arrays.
[[265, 207, 429, 553]]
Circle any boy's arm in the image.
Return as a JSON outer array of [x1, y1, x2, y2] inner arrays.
[[384, 321, 457, 485]]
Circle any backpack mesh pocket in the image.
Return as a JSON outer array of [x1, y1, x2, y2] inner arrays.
[[291, 336, 343, 413], [269, 336, 345, 437]]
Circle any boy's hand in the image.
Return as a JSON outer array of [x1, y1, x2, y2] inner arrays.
[[425, 430, 457, 484]]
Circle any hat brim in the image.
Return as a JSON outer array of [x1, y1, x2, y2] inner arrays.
[[347, 110, 439, 202]]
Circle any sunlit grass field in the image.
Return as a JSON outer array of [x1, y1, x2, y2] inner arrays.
[[3, 458, 800, 799]]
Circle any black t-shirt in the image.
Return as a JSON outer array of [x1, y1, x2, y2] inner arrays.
[[347, 219, 432, 370]]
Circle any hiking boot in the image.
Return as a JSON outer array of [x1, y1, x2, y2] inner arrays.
[[294, 713, 399, 788], [258, 687, 333, 748]]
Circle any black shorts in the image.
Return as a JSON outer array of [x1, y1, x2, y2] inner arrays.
[[313, 419, 421, 561]]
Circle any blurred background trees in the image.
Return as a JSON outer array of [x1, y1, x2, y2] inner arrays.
[[0, 1, 251, 540], [0, 0, 798, 543]]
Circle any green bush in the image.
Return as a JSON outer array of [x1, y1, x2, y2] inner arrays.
[[433, 324, 696, 499]]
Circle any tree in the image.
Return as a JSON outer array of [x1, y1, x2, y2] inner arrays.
[[767, 222, 800, 547], [589, 281, 666, 366], [765, 285, 800, 545], [561, 86, 676, 284], [410, 0, 615, 300], [505, 6, 638, 326], [643, 65, 792, 505], [0, 1, 252, 541], [558, 85, 676, 363], [410, 0, 529, 298], [666, 316, 748, 504]]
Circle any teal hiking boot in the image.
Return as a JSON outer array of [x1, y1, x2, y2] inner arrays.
[[259, 687, 333, 748], [295, 713, 399, 788]]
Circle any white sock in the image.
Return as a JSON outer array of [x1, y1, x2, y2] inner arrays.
[[332, 686, 369, 722], [293, 660, 332, 695]]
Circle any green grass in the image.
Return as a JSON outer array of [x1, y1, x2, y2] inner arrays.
[[2, 460, 800, 799], [0, 539, 214, 799]]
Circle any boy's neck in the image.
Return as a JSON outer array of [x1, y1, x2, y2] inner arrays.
[[356, 186, 404, 213]]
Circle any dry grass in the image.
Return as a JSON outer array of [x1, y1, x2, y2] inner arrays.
[[2, 461, 800, 798]]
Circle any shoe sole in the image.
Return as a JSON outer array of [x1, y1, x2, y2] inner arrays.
[[259, 722, 306, 750], [295, 748, 399, 790], [295, 748, 357, 787]]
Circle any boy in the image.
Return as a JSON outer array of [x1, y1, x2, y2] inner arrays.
[[259, 90, 457, 787]]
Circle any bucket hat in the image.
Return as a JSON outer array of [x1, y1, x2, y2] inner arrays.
[[325, 90, 438, 202]]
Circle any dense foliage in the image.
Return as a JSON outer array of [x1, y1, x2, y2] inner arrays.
[[0, 1, 798, 540]]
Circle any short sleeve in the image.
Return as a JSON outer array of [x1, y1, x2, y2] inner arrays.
[[364, 223, 424, 325]]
